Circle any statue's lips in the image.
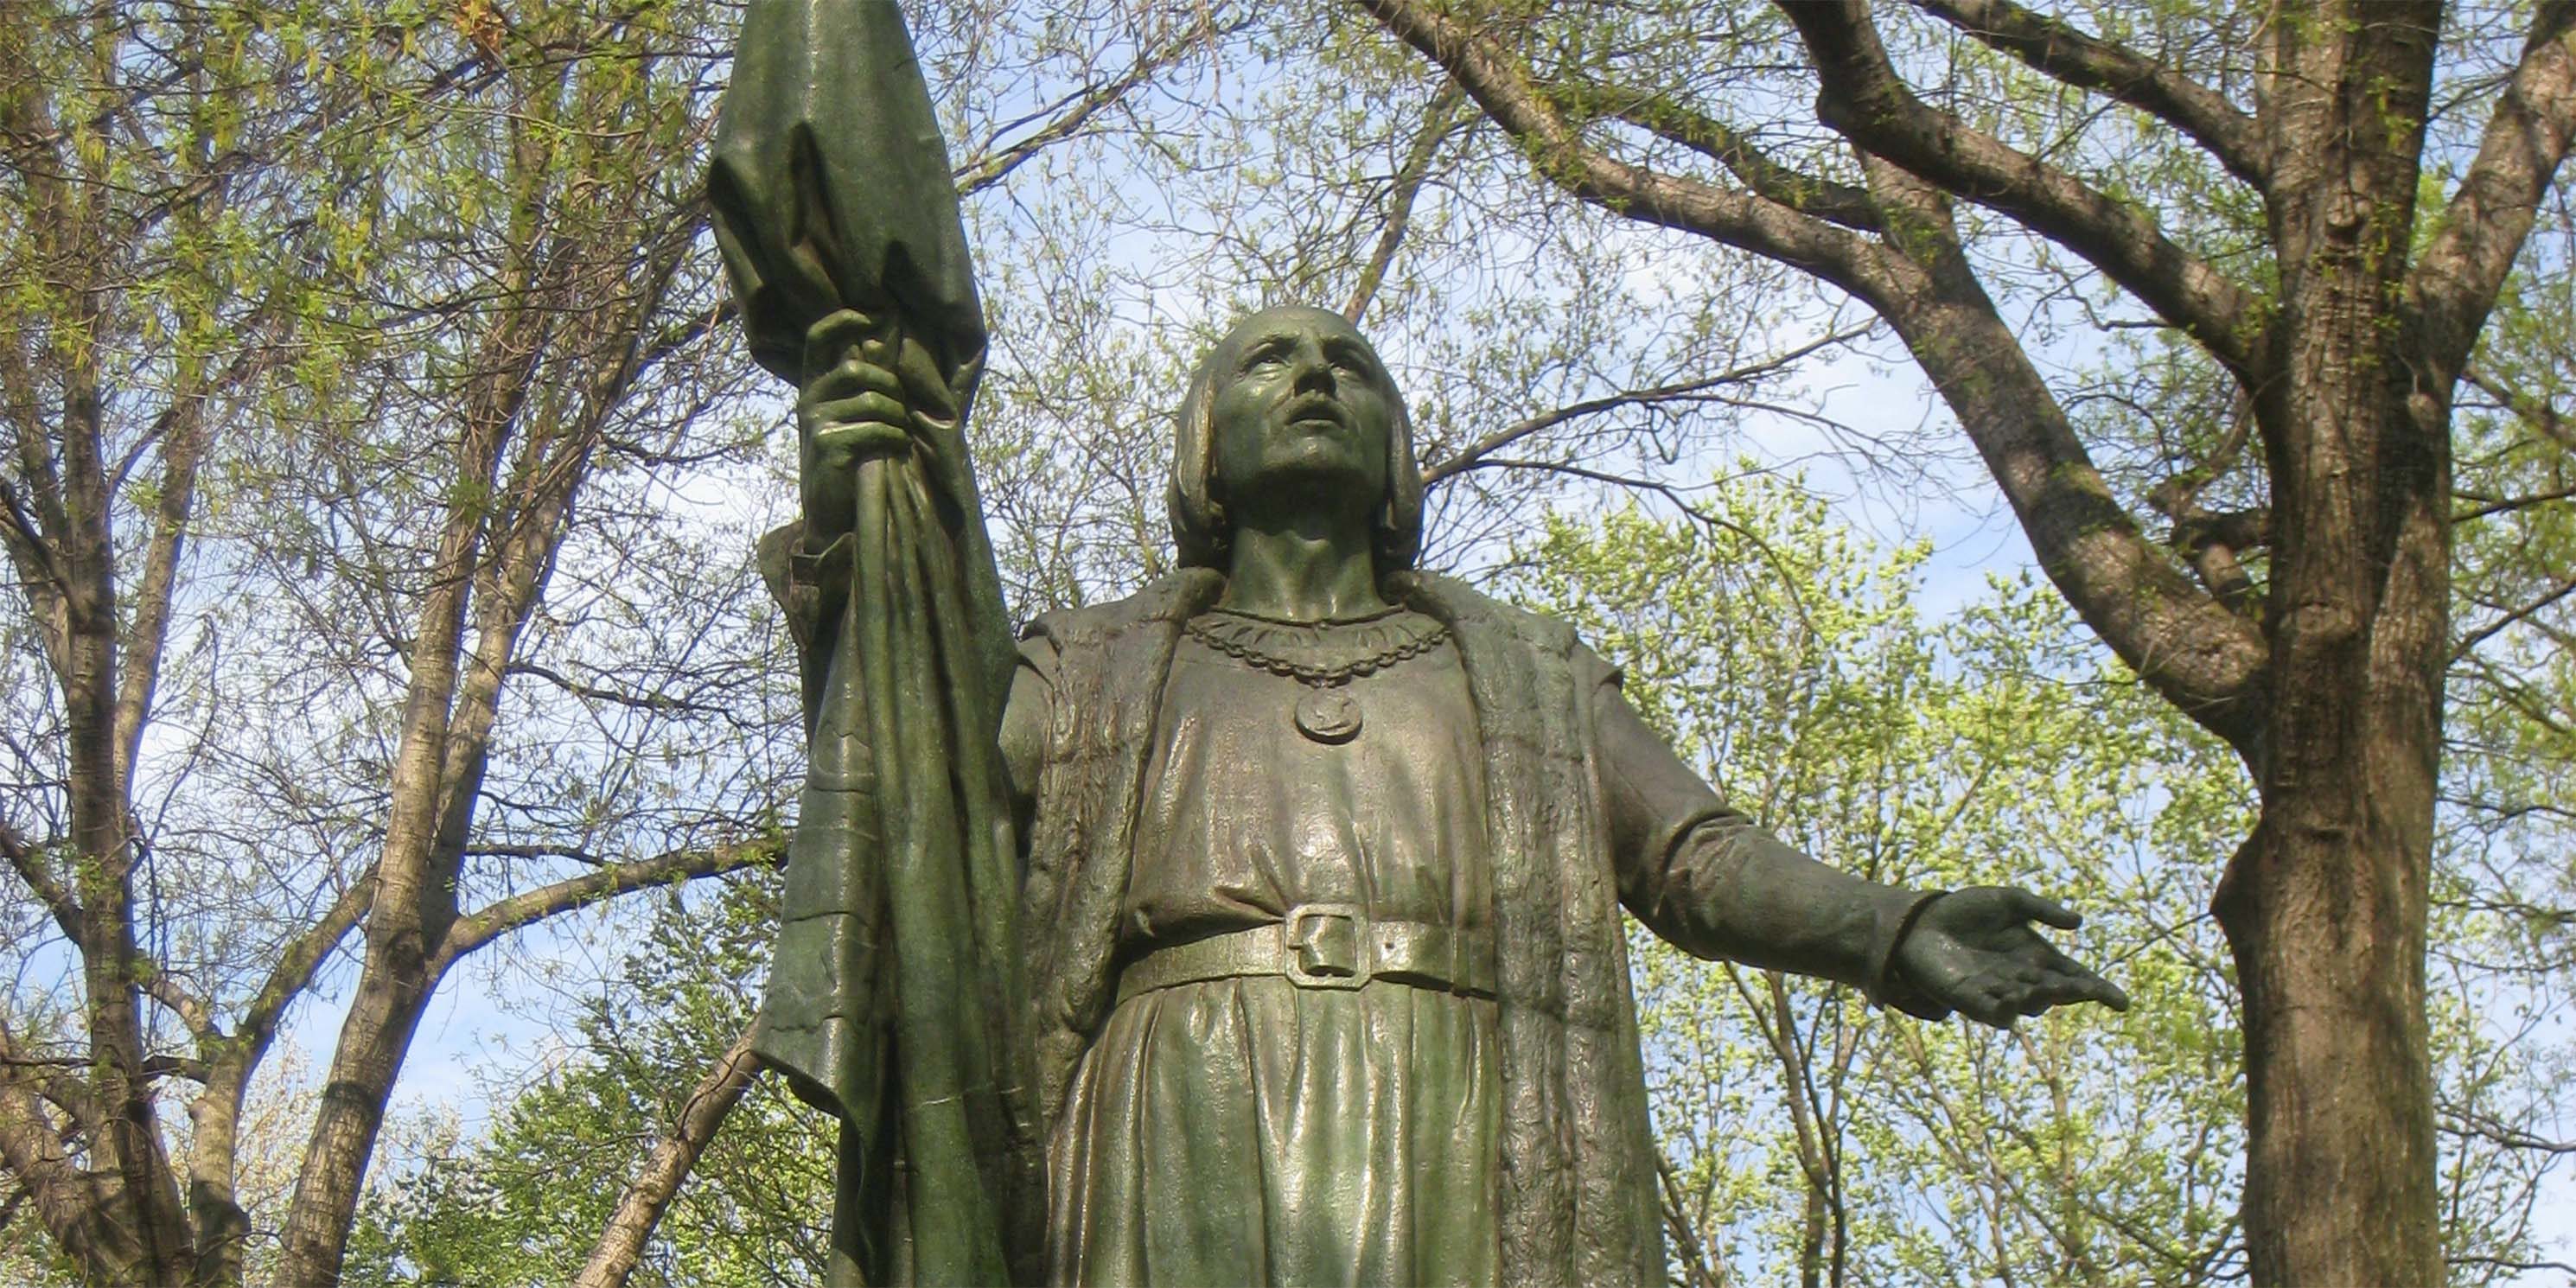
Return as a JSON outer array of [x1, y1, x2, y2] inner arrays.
[[1279, 396, 1348, 432]]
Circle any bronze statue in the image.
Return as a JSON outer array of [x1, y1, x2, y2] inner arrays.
[[710, 6, 2126, 1286]]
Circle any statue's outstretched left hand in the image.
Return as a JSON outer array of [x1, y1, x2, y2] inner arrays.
[[1893, 886, 2130, 1030]]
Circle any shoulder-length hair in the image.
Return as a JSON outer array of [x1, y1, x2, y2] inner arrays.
[[1164, 326, 1424, 571]]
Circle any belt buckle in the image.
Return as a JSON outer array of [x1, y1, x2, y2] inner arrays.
[[1282, 902, 1366, 989]]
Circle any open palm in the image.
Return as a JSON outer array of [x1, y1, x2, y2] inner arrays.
[[1893, 885, 2131, 1030]]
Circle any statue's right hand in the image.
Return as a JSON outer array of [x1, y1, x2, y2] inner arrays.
[[800, 309, 912, 471], [796, 309, 909, 536], [796, 309, 972, 537]]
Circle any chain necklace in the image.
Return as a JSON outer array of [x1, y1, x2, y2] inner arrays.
[[1184, 606, 1450, 743]]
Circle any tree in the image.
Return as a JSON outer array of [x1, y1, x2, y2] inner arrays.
[[2, 4, 781, 1283], [1516, 478, 2560, 1286], [1336, 1, 2576, 1281]]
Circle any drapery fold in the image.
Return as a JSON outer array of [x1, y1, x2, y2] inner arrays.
[[711, 3, 1036, 1283]]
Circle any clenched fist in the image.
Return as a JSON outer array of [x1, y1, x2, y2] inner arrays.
[[797, 308, 964, 536]]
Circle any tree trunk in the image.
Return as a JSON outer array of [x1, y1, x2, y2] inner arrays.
[[275, 950, 449, 1286], [2208, 9, 2450, 1284], [2218, 775, 2438, 1287], [186, 1073, 253, 1288], [57, 277, 194, 1288], [2216, 267, 2452, 1288], [272, 383, 496, 1287]]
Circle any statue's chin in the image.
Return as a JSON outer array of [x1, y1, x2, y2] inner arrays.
[[1232, 445, 1380, 500]]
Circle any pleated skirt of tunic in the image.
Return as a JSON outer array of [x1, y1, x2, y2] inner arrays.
[[1046, 975, 1500, 1287]]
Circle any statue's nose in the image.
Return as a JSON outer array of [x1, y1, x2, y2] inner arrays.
[[1291, 346, 1336, 396]]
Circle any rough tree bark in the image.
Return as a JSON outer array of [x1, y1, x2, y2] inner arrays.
[[1348, 0, 2576, 1283], [2207, 9, 2449, 1278]]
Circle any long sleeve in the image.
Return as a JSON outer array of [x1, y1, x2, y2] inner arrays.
[[1590, 650, 1949, 1017], [757, 519, 853, 740], [997, 630, 1057, 852]]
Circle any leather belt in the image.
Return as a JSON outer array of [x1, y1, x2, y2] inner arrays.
[[1116, 902, 1497, 1004]]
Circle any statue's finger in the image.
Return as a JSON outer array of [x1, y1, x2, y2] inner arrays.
[[808, 419, 910, 461], [807, 392, 910, 435], [802, 309, 879, 379], [804, 357, 904, 409], [2031, 960, 2132, 1013], [2037, 948, 2131, 1011], [2011, 889, 2082, 931], [2087, 975, 2133, 1011], [1967, 983, 2020, 1031], [2005, 969, 2071, 1017]]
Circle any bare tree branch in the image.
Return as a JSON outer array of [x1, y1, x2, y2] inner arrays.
[[2452, 566, 2576, 661], [112, 324, 284, 793], [1355, 0, 1892, 298], [507, 660, 724, 714], [572, 1023, 762, 1288], [1553, 81, 1885, 232], [1423, 325, 1873, 485], [2409, 2, 2576, 375], [1908, 0, 2268, 188], [0, 1020, 103, 1132], [2461, 366, 2576, 453], [0, 1023, 138, 1277], [2440, 1101, 2576, 1155], [237, 870, 378, 1055], [464, 842, 612, 865], [1782, 0, 2264, 377], [1356, 0, 2270, 744], [2455, 481, 2576, 521], [1852, 160, 2269, 747], [432, 838, 779, 970], [0, 819, 81, 941], [1344, 83, 1466, 325], [951, 10, 1248, 197], [141, 1055, 208, 1085], [139, 976, 213, 1045], [2449, 1254, 2576, 1276], [1654, 1149, 1729, 1288], [0, 475, 71, 603]]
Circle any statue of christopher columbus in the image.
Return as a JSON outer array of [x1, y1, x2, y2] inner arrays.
[[710, 7, 2127, 1285]]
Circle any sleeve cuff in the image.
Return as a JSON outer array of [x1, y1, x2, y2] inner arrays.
[[788, 531, 853, 587], [1869, 889, 1954, 1022]]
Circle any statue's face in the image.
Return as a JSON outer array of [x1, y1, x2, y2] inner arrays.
[[1206, 306, 1395, 520]]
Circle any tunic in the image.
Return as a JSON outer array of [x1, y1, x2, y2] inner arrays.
[[1043, 622, 1495, 1287]]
